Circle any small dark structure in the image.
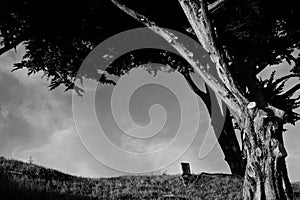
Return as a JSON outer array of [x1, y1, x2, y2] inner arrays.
[[181, 162, 192, 187], [181, 162, 191, 175]]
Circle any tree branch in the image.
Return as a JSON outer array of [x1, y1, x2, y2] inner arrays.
[[208, 0, 227, 13], [110, 0, 242, 116], [177, 0, 248, 114]]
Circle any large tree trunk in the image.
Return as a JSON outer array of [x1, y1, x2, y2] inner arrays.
[[242, 109, 293, 200], [174, 1, 294, 198]]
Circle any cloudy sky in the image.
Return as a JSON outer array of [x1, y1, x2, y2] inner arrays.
[[0, 45, 299, 182]]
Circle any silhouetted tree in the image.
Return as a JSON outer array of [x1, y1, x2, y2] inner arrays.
[[1, 0, 300, 199]]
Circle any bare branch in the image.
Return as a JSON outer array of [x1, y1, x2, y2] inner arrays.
[[267, 105, 285, 119], [178, 0, 216, 56]]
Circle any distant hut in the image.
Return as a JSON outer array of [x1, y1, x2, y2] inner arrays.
[[180, 162, 191, 186], [181, 162, 191, 175]]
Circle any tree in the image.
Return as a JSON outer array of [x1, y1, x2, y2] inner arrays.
[[0, 0, 245, 176], [107, 0, 300, 199], [1, 0, 300, 199]]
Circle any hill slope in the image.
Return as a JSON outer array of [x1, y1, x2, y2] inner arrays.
[[1, 156, 297, 199]]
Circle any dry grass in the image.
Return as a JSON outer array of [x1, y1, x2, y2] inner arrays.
[[1, 156, 299, 199]]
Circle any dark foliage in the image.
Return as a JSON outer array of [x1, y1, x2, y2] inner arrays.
[[1, 0, 299, 124]]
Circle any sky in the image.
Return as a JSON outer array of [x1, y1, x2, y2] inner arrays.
[[0, 45, 299, 182]]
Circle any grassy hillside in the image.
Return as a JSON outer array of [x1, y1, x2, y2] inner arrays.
[[0, 156, 298, 199]]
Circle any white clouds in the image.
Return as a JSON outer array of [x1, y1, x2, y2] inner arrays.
[[119, 132, 167, 153], [0, 47, 72, 158], [17, 127, 81, 171], [14, 126, 123, 178], [0, 104, 9, 119]]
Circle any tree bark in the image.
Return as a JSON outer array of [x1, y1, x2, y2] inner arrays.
[[176, 1, 294, 199], [242, 109, 293, 200]]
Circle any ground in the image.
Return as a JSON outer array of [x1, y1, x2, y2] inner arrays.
[[0, 156, 298, 199]]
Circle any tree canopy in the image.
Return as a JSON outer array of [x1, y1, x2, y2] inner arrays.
[[1, 0, 299, 124]]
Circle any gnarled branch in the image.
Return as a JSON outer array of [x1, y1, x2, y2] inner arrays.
[[177, 0, 248, 115]]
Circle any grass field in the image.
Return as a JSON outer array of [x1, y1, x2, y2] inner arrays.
[[0, 156, 299, 199]]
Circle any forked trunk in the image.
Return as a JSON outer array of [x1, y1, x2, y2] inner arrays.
[[185, 74, 245, 176], [242, 109, 293, 200]]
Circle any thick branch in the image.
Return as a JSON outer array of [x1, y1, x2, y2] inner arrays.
[[178, 0, 216, 56], [183, 71, 245, 176], [177, 0, 248, 114], [179, 0, 269, 110], [110, 0, 242, 116]]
